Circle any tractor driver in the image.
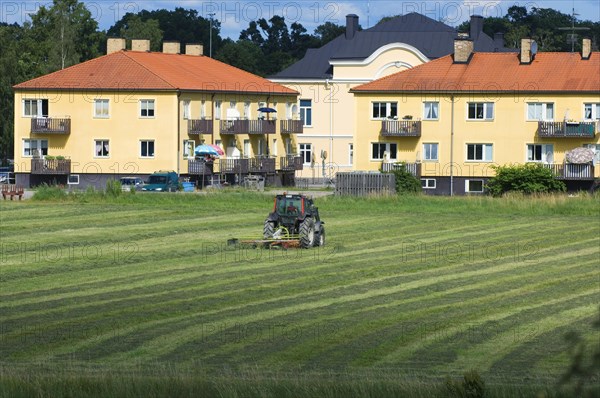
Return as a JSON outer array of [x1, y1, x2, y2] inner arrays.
[[286, 202, 298, 214]]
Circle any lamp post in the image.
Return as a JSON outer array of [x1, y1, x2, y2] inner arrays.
[[208, 13, 215, 58]]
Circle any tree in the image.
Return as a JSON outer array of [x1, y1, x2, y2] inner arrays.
[[117, 14, 163, 52], [313, 22, 345, 46], [215, 40, 263, 75], [29, 0, 101, 72]]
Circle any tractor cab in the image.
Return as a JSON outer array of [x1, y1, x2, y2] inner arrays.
[[264, 193, 324, 248]]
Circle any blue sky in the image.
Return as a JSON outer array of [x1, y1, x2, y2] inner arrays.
[[1, 1, 599, 39]]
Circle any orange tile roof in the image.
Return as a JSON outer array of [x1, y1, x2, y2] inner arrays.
[[352, 52, 600, 93], [14, 51, 297, 95]]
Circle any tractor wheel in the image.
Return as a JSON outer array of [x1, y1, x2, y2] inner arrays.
[[263, 221, 275, 239], [316, 227, 325, 247], [299, 218, 315, 248]]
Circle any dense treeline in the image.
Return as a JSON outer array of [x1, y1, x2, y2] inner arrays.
[[1, 0, 598, 164]]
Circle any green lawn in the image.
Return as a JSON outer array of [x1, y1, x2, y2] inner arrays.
[[0, 192, 598, 396]]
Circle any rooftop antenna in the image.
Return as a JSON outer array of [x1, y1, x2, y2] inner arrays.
[[557, 1, 589, 52]]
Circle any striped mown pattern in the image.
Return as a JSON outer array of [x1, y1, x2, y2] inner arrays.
[[0, 193, 598, 382]]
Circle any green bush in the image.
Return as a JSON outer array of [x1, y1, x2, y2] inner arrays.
[[32, 183, 67, 201], [486, 164, 566, 197], [386, 163, 421, 194], [105, 179, 122, 198]]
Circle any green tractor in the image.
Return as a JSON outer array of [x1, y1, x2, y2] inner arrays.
[[264, 193, 325, 248]]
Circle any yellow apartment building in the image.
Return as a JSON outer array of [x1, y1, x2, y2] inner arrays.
[[13, 39, 302, 188], [351, 38, 600, 195], [271, 13, 509, 180]]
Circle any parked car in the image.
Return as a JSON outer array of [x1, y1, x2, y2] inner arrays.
[[142, 171, 179, 192], [119, 176, 144, 192]]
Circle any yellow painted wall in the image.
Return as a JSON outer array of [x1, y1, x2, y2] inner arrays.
[[354, 92, 600, 177], [14, 90, 300, 176], [274, 44, 430, 177]]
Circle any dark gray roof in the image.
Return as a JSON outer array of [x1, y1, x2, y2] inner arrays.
[[272, 13, 512, 80]]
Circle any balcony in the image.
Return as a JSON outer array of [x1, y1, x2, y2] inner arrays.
[[279, 156, 304, 171], [188, 160, 214, 175], [381, 120, 421, 137], [188, 119, 213, 135], [280, 120, 304, 134], [31, 118, 71, 134], [248, 157, 276, 173], [543, 163, 595, 180], [538, 121, 596, 138], [218, 158, 249, 174], [31, 158, 71, 175], [381, 162, 422, 178], [220, 119, 276, 135]]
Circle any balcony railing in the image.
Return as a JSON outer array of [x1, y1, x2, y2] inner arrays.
[[381, 120, 421, 137], [543, 163, 595, 180], [279, 156, 304, 171], [188, 119, 213, 135], [31, 158, 71, 175], [381, 162, 422, 177], [188, 160, 214, 175], [220, 119, 276, 135], [31, 118, 71, 134], [218, 158, 249, 174], [248, 157, 276, 173], [280, 120, 304, 134], [538, 121, 596, 138]]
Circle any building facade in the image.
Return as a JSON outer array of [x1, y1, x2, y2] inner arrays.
[[13, 39, 302, 189], [351, 39, 600, 195], [271, 13, 509, 179]]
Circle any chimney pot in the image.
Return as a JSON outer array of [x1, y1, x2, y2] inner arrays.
[[185, 43, 204, 56], [582, 38, 592, 59], [107, 38, 126, 54], [131, 39, 150, 52], [345, 14, 359, 40], [454, 38, 474, 63], [163, 41, 181, 54]]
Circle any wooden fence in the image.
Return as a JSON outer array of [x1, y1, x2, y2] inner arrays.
[[335, 172, 395, 196]]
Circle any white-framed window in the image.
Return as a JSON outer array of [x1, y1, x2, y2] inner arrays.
[[584, 103, 600, 120], [68, 175, 80, 185], [349, 144, 353, 165], [527, 102, 554, 121], [94, 139, 110, 158], [243, 139, 251, 157], [299, 143, 313, 165], [215, 101, 222, 120], [244, 102, 251, 119], [465, 179, 485, 193], [286, 102, 293, 119], [423, 143, 439, 161], [372, 102, 398, 119], [257, 138, 266, 156], [215, 139, 222, 149], [371, 142, 398, 161], [300, 99, 312, 126], [421, 179, 436, 189], [140, 99, 155, 118], [23, 99, 48, 117], [183, 100, 191, 120], [94, 99, 109, 118], [200, 100, 206, 119], [466, 144, 493, 162], [272, 138, 277, 156], [526, 144, 554, 163], [467, 102, 494, 120], [423, 102, 439, 120], [285, 137, 293, 155], [23, 139, 48, 157], [183, 139, 195, 159], [583, 144, 600, 165], [140, 140, 155, 158]]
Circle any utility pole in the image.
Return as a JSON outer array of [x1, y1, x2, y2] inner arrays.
[[208, 13, 215, 58]]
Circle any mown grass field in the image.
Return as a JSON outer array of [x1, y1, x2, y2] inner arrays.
[[0, 191, 599, 397]]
